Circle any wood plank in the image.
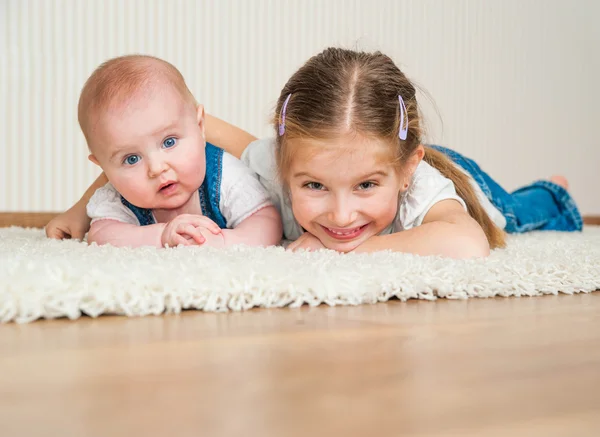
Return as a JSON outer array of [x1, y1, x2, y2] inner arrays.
[[1, 294, 599, 437]]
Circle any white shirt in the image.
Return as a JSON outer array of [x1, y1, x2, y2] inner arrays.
[[87, 151, 273, 228], [241, 137, 506, 240]]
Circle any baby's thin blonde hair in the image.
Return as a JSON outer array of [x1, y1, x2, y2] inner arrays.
[[78, 54, 197, 145], [274, 47, 506, 249]]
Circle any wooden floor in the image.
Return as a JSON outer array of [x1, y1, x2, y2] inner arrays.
[[1, 294, 599, 437]]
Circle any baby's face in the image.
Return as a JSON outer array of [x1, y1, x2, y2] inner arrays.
[[88, 86, 206, 211], [286, 136, 405, 253]]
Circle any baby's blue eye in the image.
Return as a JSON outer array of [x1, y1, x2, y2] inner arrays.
[[163, 137, 177, 148], [124, 155, 140, 166]]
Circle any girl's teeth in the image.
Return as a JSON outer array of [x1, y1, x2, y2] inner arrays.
[[329, 227, 357, 235]]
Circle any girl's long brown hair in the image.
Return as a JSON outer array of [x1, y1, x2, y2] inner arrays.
[[273, 47, 505, 249]]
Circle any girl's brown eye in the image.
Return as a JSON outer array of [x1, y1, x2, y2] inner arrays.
[[358, 182, 376, 190], [305, 182, 324, 190]]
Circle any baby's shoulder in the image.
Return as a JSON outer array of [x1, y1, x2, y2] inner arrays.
[[220, 149, 253, 174], [89, 182, 121, 204], [87, 182, 140, 225]]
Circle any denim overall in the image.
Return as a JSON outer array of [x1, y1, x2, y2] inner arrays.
[[120, 142, 228, 228], [430, 145, 583, 233]]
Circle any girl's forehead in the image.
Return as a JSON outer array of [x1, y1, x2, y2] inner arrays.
[[287, 136, 398, 180], [289, 135, 395, 164]]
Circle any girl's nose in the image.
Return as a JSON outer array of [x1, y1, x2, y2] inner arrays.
[[328, 196, 358, 227]]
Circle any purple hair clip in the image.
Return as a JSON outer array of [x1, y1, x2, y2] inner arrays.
[[398, 95, 408, 141], [278, 93, 292, 136]]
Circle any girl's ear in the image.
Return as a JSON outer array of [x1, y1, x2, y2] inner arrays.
[[407, 144, 425, 174], [401, 144, 425, 189]]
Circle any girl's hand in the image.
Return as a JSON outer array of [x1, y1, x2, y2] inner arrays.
[[45, 203, 91, 240], [287, 232, 326, 252], [161, 214, 221, 247]]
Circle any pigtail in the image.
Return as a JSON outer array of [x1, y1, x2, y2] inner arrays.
[[423, 146, 506, 249]]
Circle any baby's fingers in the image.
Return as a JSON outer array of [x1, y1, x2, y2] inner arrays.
[[177, 224, 206, 245], [169, 234, 193, 247], [196, 217, 222, 235]]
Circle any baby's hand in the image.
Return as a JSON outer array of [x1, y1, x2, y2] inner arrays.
[[287, 232, 326, 252], [195, 226, 226, 249], [161, 214, 221, 247]]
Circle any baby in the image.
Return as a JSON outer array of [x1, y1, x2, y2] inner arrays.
[[78, 55, 282, 248]]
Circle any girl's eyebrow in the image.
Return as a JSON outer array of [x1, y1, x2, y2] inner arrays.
[[292, 171, 317, 179], [292, 170, 388, 180], [354, 171, 388, 180]]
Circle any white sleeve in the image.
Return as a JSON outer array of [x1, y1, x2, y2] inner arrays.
[[86, 183, 140, 226], [241, 138, 304, 240], [219, 151, 273, 228], [396, 160, 467, 230]]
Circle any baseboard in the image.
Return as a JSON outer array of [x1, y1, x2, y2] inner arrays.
[[0, 213, 61, 229], [585, 216, 600, 225], [1, 212, 600, 229]]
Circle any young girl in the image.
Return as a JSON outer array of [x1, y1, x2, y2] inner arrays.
[[239, 48, 582, 257], [48, 48, 582, 258]]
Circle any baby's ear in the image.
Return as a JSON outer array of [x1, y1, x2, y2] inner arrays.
[[88, 154, 100, 167], [196, 104, 205, 124], [196, 104, 205, 139]]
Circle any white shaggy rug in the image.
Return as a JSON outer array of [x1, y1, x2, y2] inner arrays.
[[1, 226, 599, 324]]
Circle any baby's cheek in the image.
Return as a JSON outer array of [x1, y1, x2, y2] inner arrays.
[[110, 171, 149, 205], [178, 149, 206, 187], [184, 148, 205, 172]]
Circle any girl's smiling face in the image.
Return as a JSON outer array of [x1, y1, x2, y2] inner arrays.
[[286, 135, 406, 252]]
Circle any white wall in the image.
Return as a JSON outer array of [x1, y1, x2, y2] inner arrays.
[[2, 0, 599, 214]]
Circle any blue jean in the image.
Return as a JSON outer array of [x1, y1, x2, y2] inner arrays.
[[430, 145, 583, 233]]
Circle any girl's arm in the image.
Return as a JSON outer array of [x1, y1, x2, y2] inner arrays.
[[354, 199, 490, 259], [45, 172, 108, 239], [205, 114, 257, 159]]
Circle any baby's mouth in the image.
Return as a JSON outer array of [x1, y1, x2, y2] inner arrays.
[[158, 182, 178, 194]]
